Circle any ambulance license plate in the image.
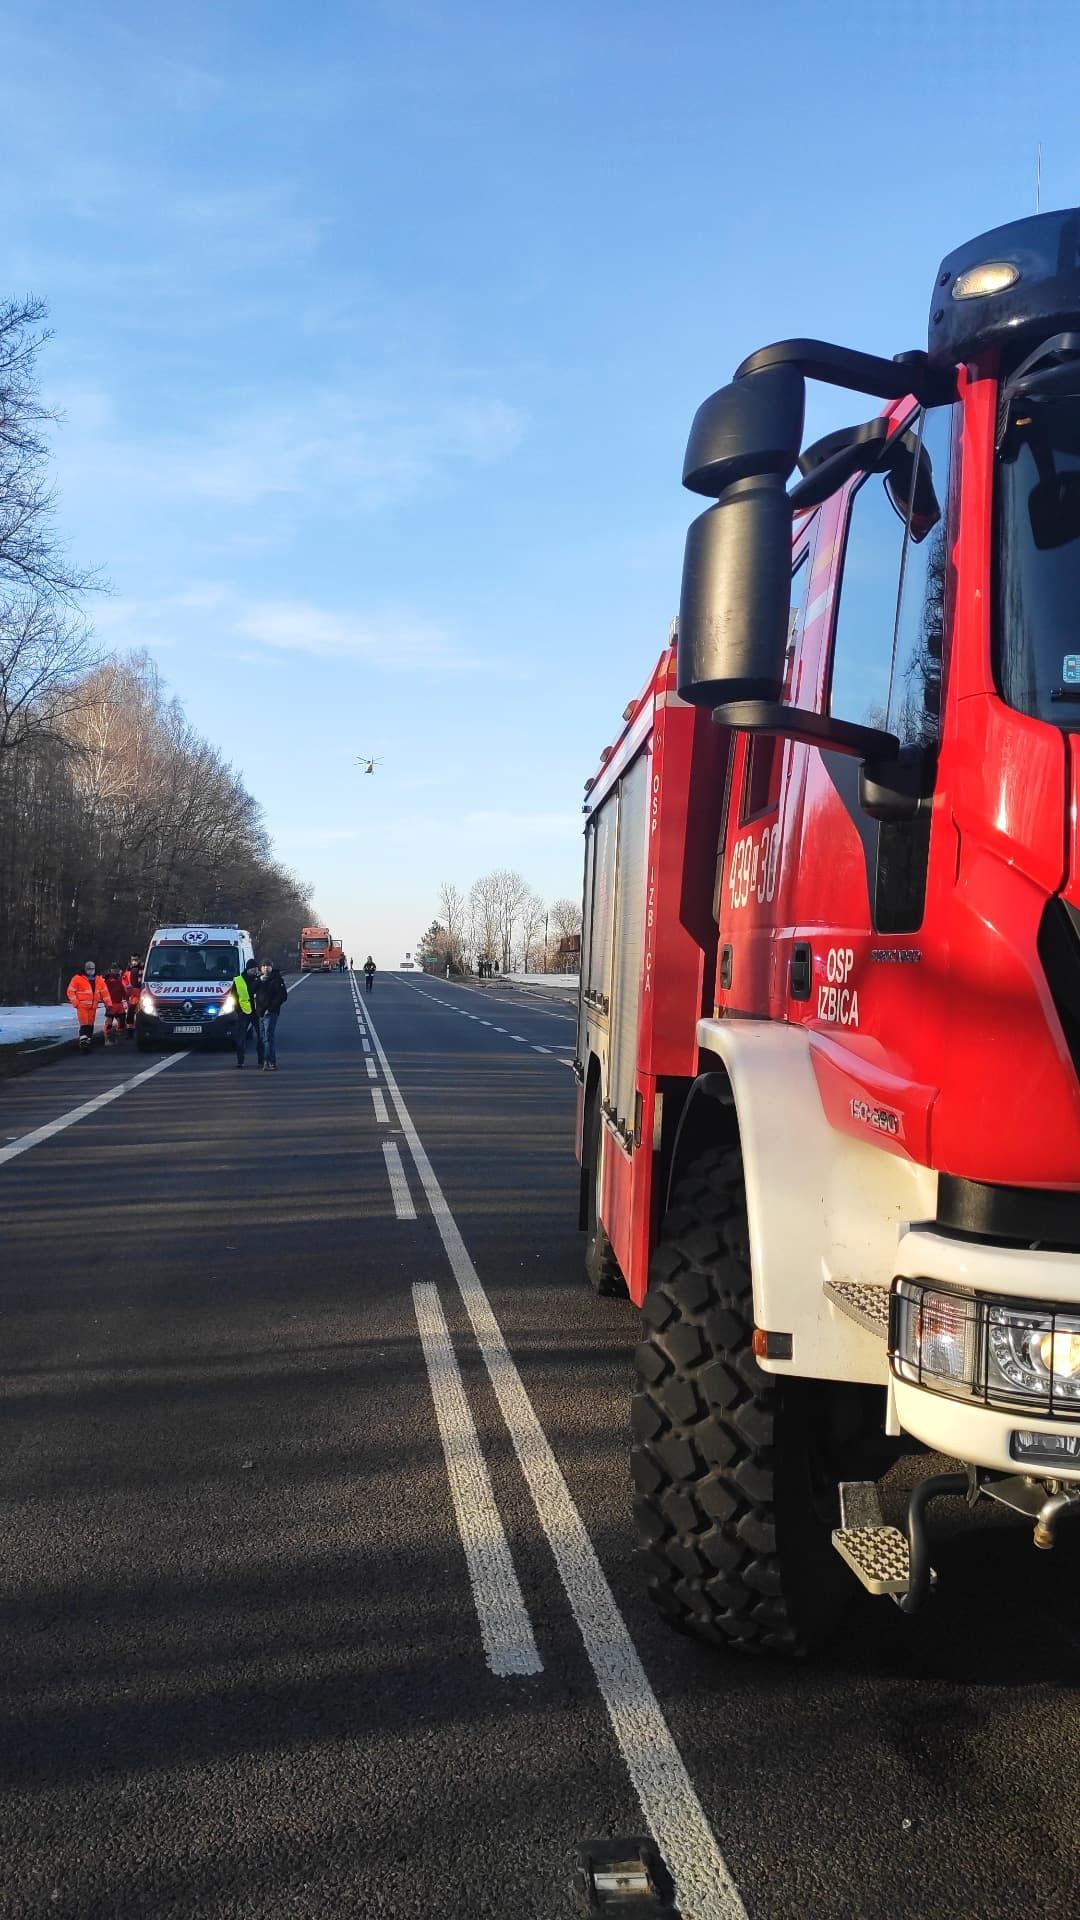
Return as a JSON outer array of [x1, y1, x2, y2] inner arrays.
[[174, 1025, 202, 1035]]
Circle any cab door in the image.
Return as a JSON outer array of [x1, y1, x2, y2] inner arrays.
[[786, 401, 958, 1160]]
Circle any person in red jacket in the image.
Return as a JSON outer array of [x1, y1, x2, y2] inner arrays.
[[122, 953, 143, 1033], [66, 962, 109, 1053], [101, 963, 127, 1045]]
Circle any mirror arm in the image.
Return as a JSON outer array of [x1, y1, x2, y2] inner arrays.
[[710, 699, 898, 762], [734, 339, 954, 407]]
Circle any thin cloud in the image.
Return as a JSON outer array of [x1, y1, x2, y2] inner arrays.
[[235, 600, 454, 663], [93, 583, 478, 672], [53, 385, 527, 515]]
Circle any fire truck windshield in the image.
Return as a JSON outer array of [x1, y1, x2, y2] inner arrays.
[[998, 393, 1080, 726], [304, 938, 328, 952]]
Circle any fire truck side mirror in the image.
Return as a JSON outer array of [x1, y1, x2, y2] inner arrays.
[[677, 365, 804, 709], [678, 480, 795, 707]]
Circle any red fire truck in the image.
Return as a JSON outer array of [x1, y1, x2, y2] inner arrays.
[[577, 208, 1080, 1654]]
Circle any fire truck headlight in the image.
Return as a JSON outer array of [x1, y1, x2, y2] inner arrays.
[[951, 261, 1020, 300], [139, 990, 156, 1014], [986, 1306, 1080, 1406]]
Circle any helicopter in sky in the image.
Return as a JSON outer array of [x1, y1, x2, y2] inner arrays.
[[355, 755, 383, 775]]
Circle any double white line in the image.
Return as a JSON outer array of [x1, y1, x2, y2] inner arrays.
[[360, 985, 746, 1920]]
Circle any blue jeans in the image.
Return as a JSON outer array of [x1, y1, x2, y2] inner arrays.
[[259, 1010, 279, 1064], [235, 1013, 261, 1062]]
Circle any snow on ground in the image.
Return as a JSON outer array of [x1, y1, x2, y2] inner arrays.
[[507, 973, 579, 989], [0, 1006, 78, 1046]]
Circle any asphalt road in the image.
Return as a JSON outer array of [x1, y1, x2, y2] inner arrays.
[[2, 971, 1080, 1919]]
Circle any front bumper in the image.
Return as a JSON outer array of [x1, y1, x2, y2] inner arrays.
[[891, 1227, 1080, 1480]]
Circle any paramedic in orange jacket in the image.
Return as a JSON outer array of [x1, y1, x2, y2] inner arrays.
[[66, 962, 109, 1053]]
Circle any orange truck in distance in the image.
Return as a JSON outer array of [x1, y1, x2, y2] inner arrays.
[[299, 926, 332, 971], [327, 937, 344, 970]]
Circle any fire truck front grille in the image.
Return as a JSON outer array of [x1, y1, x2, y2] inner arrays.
[[1038, 898, 1080, 1082]]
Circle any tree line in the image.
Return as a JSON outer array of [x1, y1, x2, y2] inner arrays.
[[0, 297, 312, 1002], [418, 873, 581, 977]]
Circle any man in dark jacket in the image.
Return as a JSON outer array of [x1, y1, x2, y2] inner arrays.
[[253, 959, 288, 1071]]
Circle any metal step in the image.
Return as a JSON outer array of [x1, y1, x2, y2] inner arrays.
[[832, 1523, 912, 1596], [830, 1477, 932, 1599], [823, 1278, 890, 1337]]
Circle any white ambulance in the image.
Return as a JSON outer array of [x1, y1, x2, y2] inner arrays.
[[136, 924, 255, 1050]]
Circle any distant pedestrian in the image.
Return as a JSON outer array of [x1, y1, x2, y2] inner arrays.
[[66, 962, 109, 1054], [233, 959, 260, 1068], [364, 955, 376, 993], [101, 963, 127, 1045], [254, 958, 288, 1069], [122, 953, 143, 1033]]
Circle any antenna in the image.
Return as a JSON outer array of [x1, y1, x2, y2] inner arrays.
[[1036, 142, 1042, 215]]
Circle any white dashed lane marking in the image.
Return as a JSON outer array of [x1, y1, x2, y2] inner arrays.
[[383, 1140, 416, 1219], [372, 1088, 388, 1123], [0, 1053, 187, 1169], [412, 1282, 542, 1679]]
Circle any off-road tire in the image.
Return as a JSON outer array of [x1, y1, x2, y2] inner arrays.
[[584, 1098, 624, 1297], [632, 1144, 852, 1655]]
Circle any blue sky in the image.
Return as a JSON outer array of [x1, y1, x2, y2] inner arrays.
[[3, 0, 1076, 962]]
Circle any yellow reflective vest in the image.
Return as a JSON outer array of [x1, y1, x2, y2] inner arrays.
[[233, 973, 253, 1014]]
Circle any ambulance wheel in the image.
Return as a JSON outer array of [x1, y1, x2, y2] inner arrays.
[[632, 1144, 852, 1656], [584, 1098, 624, 1297], [136, 1029, 153, 1053]]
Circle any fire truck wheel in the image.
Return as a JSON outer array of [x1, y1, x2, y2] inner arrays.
[[584, 1102, 624, 1296], [632, 1144, 852, 1656]]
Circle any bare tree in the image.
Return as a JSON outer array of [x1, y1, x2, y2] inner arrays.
[[519, 891, 546, 971], [549, 896, 582, 940], [0, 297, 99, 605], [484, 868, 530, 974], [548, 895, 582, 973], [469, 873, 500, 972], [437, 880, 466, 972]]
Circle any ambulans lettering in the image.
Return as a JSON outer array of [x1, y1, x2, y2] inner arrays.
[[727, 825, 780, 911], [817, 946, 859, 1026]]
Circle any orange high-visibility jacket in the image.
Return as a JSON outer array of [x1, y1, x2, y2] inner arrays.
[[66, 973, 109, 1024]]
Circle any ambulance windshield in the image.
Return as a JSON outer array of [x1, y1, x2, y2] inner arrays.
[[145, 944, 240, 982], [997, 392, 1080, 727]]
